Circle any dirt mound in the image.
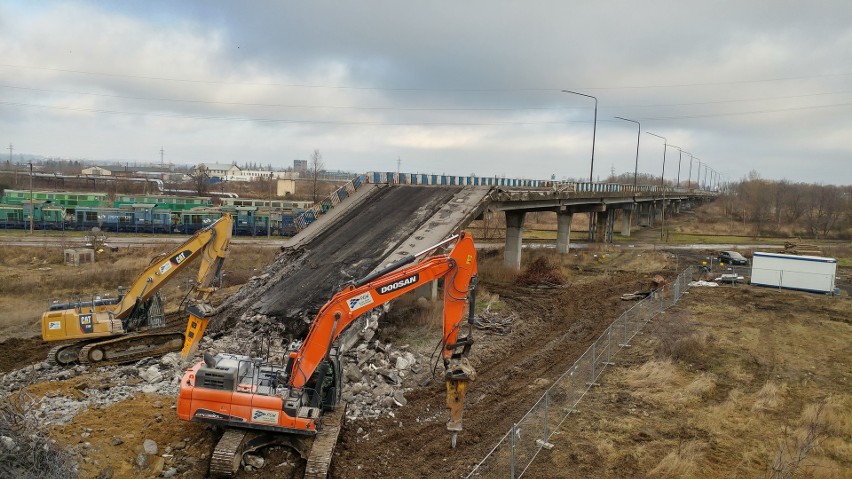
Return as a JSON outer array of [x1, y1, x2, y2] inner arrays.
[[0, 336, 52, 373], [515, 256, 567, 286]]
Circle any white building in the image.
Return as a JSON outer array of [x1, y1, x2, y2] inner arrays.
[[196, 163, 299, 182], [197, 163, 242, 180], [82, 166, 112, 176]]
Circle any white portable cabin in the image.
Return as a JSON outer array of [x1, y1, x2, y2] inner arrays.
[[750, 252, 837, 294]]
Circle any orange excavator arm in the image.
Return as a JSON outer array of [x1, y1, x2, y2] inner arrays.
[[287, 231, 477, 389]]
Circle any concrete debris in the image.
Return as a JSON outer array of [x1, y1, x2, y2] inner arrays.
[[139, 366, 163, 384], [0, 352, 185, 426], [243, 454, 266, 469], [135, 453, 148, 468], [1, 435, 15, 451], [143, 438, 158, 455]]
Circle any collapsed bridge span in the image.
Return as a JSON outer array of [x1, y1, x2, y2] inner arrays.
[[214, 184, 491, 336]]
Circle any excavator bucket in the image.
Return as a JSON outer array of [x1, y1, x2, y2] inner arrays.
[[181, 313, 209, 359]]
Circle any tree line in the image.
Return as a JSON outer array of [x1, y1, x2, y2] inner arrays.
[[722, 172, 851, 239]]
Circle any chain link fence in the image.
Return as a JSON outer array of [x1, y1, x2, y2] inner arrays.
[[467, 266, 696, 478]]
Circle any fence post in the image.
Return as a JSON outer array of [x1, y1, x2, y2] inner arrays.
[[543, 390, 549, 441], [606, 327, 613, 365], [511, 423, 517, 479], [590, 342, 596, 385], [570, 366, 576, 405]]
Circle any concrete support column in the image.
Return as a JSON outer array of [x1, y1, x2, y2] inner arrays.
[[637, 203, 649, 227], [587, 212, 597, 241], [654, 201, 663, 222], [504, 210, 526, 269], [556, 210, 574, 254], [414, 281, 438, 301], [595, 210, 610, 243], [621, 207, 633, 236]]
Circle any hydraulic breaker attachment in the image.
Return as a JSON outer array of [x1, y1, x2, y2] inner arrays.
[[181, 304, 212, 359], [445, 357, 477, 448]]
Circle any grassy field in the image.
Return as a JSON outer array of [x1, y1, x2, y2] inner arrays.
[[531, 286, 852, 478], [0, 243, 278, 340]]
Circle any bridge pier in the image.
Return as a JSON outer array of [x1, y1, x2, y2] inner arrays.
[[415, 281, 438, 301], [637, 203, 651, 227], [654, 201, 664, 223], [504, 210, 526, 269], [620, 206, 633, 237], [587, 212, 597, 241], [594, 209, 615, 243], [555, 208, 574, 254]]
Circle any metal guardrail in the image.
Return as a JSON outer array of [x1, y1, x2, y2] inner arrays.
[[365, 170, 717, 195], [293, 175, 365, 232], [467, 266, 696, 478]]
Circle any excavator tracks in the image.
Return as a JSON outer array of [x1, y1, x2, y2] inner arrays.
[[78, 332, 185, 365], [47, 342, 88, 366], [210, 428, 248, 477], [207, 403, 347, 478], [304, 402, 348, 479]]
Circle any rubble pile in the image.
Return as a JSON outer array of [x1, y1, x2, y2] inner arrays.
[[0, 352, 186, 426]]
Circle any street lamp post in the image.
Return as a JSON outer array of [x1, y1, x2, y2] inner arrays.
[[614, 116, 640, 189], [561, 90, 598, 183], [686, 152, 694, 189], [666, 145, 683, 188], [675, 147, 683, 188], [646, 132, 667, 240]]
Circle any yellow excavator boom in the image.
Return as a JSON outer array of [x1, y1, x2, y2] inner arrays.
[[41, 213, 233, 366]]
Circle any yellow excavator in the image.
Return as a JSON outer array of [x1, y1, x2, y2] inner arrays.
[[42, 214, 233, 366]]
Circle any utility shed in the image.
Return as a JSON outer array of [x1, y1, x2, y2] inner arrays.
[[750, 252, 837, 293]]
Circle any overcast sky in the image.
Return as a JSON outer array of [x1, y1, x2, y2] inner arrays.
[[1, 1, 851, 185]]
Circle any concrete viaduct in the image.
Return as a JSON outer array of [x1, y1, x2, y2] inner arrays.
[[488, 187, 714, 269], [293, 172, 717, 274]]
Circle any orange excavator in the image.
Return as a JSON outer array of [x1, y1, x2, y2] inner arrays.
[[41, 214, 232, 366], [177, 232, 478, 478]]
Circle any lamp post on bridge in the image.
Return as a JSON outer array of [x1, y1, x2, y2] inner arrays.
[[667, 145, 684, 189], [561, 90, 597, 183], [646, 132, 667, 240], [686, 152, 694, 189], [614, 116, 640, 189], [695, 159, 704, 190]]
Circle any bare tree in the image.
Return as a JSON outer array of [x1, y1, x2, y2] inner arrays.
[[309, 149, 325, 203], [189, 165, 210, 196]]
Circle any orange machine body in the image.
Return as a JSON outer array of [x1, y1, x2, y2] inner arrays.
[[177, 232, 478, 438]]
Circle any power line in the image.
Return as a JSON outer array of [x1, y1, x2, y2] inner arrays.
[[636, 102, 852, 121], [2, 82, 850, 113], [1, 62, 850, 92], [3, 98, 850, 125], [0, 100, 582, 126]]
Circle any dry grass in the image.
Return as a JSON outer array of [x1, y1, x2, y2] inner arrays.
[[478, 252, 519, 285], [648, 440, 707, 478], [752, 381, 787, 412], [624, 359, 680, 390], [0, 243, 278, 341], [541, 286, 852, 478], [685, 373, 717, 401]]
